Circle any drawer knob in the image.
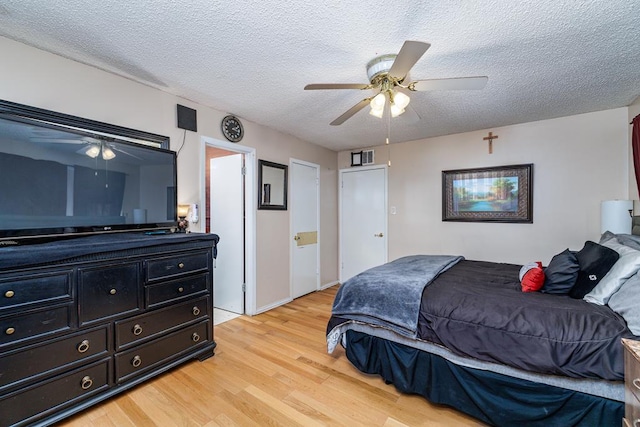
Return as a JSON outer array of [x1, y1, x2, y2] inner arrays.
[[178, 287, 184, 293], [131, 355, 142, 368], [5, 327, 15, 335], [178, 262, 185, 269], [81, 376, 93, 390], [77, 339, 90, 353], [192, 332, 200, 342], [109, 288, 117, 295], [4, 290, 14, 298], [192, 306, 201, 316], [132, 324, 143, 336], [633, 378, 640, 391]]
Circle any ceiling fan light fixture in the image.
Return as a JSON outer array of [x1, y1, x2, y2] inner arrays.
[[369, 106, 384, 118], [85, 144, 101, 158], [101, 144, 116, 160], [393, 91, 410, 110], [390, 103, 405, 117]]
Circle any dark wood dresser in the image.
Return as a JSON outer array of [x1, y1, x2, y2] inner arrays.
[[0, 232, 219, 426], [623, 338, 640, 427]]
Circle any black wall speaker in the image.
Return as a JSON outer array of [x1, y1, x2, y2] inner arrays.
[[177, 104, 197, 132]]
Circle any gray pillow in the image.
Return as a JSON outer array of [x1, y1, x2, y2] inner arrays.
[[608, 271, 640, 335], [584, 239, 640, 305], [614, 233, 640, 252]]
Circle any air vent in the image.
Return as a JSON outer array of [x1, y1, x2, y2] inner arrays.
[[362, 150, 374, 165]]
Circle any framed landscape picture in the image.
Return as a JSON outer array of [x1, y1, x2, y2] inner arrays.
[[442, 164, 533, 223]]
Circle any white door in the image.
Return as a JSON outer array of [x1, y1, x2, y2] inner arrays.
[[340, 166, 387, 282], [291, 160, 319, 298], [210, 154, 244, 313]]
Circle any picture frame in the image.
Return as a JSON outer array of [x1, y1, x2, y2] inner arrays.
[[258, 160, 288, 210], [351, 151, 363, 167], [442, 164, 533, 223]]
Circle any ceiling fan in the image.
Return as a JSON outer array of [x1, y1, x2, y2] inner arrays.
[[304, 40, 488, 125]]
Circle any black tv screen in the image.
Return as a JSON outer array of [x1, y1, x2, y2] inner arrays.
[[0, 103, 177, 242]]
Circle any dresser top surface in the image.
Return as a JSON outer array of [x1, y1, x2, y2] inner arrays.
[[0, 232, 219, 270]]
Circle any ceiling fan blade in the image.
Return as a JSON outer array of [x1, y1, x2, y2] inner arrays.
[[410, 76, 489, 91], [305, 83, 370, 90], [388, 41, 431, 80], [330, 98, 371, 126]]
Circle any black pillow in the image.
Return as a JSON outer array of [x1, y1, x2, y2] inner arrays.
[[542, 249, 579, 295], [569, 241, 619, 299]]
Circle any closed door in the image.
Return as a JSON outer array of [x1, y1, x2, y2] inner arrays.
[[340, 166, 387, 282], [291, 160, 319, 298], [210, 154, 244, 314]]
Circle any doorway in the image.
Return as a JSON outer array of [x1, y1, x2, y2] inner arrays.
[[339, 165, 388, 282], [202, 137, 257, 315]]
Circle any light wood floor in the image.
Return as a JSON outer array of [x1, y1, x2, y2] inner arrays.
[[59, 286, 484, 427]]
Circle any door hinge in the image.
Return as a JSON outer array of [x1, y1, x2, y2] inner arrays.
[[242, 283, 246, 292], [241, 166, 247, 175]]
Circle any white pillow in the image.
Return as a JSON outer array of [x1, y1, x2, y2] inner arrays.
[[584, 241, 640, 305], [608, 271, 640, 335]]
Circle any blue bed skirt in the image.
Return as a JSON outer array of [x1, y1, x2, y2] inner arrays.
[[344, 330, 623, 427]]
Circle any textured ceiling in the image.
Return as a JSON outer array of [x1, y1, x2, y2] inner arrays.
[[1, 1, 639, 151]]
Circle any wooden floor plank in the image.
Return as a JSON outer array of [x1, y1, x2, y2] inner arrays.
[[58, 285, 484, 427]]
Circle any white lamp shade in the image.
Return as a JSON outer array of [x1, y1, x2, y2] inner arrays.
[[390, 104, 405, 117], [601, 200, 632, 234], [85, 145, 100, 158], [101, 145, 116, 160], [393, 91, 410, 109]]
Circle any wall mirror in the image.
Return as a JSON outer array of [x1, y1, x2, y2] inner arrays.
[[258, 160, 288, 210]]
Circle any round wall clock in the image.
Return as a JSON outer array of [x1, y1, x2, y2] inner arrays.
[[221, 115, 244, 142]]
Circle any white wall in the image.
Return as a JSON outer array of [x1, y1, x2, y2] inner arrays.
[[0, 36, 339, 311], [339, 108, 630, 265]]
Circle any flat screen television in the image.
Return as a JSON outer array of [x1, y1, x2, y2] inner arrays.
[[0, 100, 177, 243]]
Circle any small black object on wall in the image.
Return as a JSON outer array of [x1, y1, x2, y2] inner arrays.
[[177, 104, 197, 132]]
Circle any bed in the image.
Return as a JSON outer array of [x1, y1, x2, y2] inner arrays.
[[327, 233, 640, 426]]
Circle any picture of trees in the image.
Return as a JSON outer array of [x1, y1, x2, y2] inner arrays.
[[442, 164, 532, 223], [452, 176, 519, 212]]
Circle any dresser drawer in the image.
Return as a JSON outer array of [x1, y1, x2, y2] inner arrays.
[[116, 295, 209, 350], [0, 304, 72, 348], [0, 326, 108, 391], [145, 273, 208, 308], [78, 262, 141, 325], [146, 251, 209, 282], [115, 320, 210, 383], [0, 358, 110, 427], [0, 270, 72, 312]]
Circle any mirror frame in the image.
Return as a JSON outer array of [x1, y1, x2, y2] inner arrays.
[[258, 159, 288, 210]]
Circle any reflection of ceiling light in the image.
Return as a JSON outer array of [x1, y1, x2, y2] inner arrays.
[[85, 145, 100, 158], [82, 142, 116, 160], [101, 145, 116, 160]]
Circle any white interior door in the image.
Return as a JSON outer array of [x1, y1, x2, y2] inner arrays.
[[291, 160, 319, 298], [340, 166, 387, 282], [210, 154, 244, 313]]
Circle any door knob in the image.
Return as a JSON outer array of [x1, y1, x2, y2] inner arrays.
[[374, 233, 384, 237]]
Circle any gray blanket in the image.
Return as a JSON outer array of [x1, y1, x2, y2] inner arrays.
[[331, 255, 463, 337]]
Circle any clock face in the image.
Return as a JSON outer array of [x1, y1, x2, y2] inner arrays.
[[221, 115, 243, 142]]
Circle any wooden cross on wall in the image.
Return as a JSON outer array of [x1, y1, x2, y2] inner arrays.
[[483, 132, 499, 154]]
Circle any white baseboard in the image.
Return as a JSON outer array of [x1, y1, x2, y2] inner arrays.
[[321, 280, 339, 290], [255, 297, 293, 315]]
